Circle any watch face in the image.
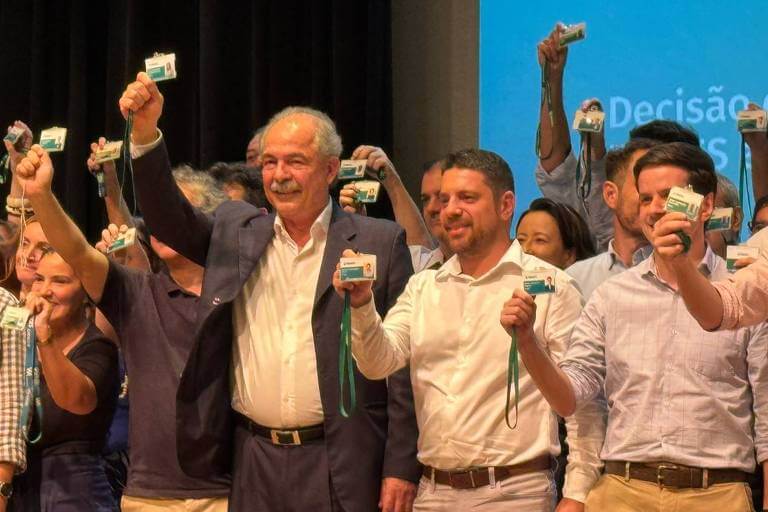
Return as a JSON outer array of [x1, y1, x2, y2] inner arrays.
[[0, 481, 11, 498]]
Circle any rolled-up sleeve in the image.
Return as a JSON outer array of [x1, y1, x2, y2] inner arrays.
[[0, 292, 25, 472], [713, 253, 768, 330]]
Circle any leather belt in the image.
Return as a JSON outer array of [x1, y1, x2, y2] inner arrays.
[[604, 461, 748, 489], [236, 414, 324, 446], [423, 455, 551, 489]]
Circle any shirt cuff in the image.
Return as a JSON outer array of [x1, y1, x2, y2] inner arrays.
[[350, 296, 379, 341], [535, 152, 577, 184], [131, 129, 163, 159], [562, 468, 596, 503]]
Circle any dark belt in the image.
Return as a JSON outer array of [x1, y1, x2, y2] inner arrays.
[[236, 414, 324, 446], [423, 455, 551, 489], [604, 461, 748, 489]]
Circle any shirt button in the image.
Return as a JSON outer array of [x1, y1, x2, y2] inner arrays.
[[212, 296, 222, 305], [671, 329, 678, 336]]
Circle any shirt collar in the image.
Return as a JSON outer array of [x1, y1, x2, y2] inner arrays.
[[436, 239, 524, 282], [606, 238, 652, 270], [273, 198, 333, 241]]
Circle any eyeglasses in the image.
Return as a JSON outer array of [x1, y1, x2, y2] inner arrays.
[[749, 221, 767, 234]]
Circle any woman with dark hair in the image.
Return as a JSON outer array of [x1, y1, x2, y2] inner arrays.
[[515, 197, 596, 269]]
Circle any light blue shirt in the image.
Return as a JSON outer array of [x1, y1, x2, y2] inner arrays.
[[566, 240, 651, 299]]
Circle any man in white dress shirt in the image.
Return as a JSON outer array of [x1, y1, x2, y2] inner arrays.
[[334, 149, 603, 511]]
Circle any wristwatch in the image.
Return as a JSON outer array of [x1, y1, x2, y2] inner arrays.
[[0, 480, 12, 499]]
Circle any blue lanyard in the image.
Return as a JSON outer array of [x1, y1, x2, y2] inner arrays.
[[19, 319, 42, 444]]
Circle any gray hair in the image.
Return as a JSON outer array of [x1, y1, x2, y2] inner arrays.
[[260, 106, 343, 158], [172, 165, 228, 214]]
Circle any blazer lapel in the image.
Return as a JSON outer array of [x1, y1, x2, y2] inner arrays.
[[314, 206, 357, 307], [238, 213, 276, 284]]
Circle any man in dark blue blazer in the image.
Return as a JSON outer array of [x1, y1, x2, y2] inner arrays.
[[119, 73, 421, 511]]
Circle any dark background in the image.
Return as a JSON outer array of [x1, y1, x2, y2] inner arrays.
[[0, 0, 394, 240]]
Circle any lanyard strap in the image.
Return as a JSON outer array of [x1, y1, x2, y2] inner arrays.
[[535, 63, 554, 160], [121, 111, 137, 213], [20, 319, 42, 444], [505, 330, 520, 430], [96, 171, 107, 198], [739, 135, 753, 217], [338, 291, 357, 418], [575, 132, 593, 212]]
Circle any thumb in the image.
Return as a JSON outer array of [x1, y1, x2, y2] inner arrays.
[[341, 248, 357, 258]]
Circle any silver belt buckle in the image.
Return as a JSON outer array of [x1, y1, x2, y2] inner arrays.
[[270, 429, 302, 446], [656, 463, 678, 487]]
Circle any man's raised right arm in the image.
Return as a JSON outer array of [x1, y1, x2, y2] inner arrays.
[[118, 72, 213, 266]]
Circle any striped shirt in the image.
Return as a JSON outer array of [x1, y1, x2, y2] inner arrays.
[[0, 288, 25, 472]]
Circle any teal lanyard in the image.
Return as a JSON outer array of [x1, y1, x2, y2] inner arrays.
[[19, 319, 42, 444], [575, 132, 592, 212], [535, 63, 554, 160], [739, 136, 753, 217], [338, 291, 357, 417], [505, 330, 520, 430]]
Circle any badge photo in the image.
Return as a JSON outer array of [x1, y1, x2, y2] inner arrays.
[[339, 254, 377, 282]]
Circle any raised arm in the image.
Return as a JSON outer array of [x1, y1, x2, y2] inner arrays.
[[536, 26, 571, 172], [25, 294, 97, 415], [118, 72, 213, 265], [745, 102, 768, 201], [14, 146, 109, 303], [351, 145, 433, 248]]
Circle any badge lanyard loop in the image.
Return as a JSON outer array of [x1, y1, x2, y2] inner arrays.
[[505, 329, 520, 430], [535, 63, 554, 160], [575, 132, 593, 213], [339, 291, 357, 417], [121, 111, 137, 214], [19, 318, 42, 444], [739, 135, 753, 218]]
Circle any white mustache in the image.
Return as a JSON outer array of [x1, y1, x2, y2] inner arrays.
[[270, 180, 301, 194]]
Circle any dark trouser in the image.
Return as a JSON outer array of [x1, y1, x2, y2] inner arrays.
[[9, 452, 118, 512], [228, 422, 344, 512]]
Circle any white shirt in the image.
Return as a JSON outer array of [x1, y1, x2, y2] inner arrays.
[[351, 240, 603, 501], [408, 245, 444, 272], [231, 200, 333, 428]]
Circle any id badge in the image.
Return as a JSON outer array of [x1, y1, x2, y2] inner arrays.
[[94, 141, 123, 164], [354, 181, 381, 203], [339, 254, 377, 282], [145, 53, 177, 82], [726, 245, 760, 272], [522, 269, 557, 295], [0, 306, 30, 330], [39, 127, 67, 152], [665, 186, 703, 220], [338, 160, 367, 180], [704, 207, 733, 232], [107, 228, 137, 254]]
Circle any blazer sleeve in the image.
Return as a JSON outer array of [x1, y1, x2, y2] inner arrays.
[[380, 227, 422, 482], [133, 139, 214, 266]]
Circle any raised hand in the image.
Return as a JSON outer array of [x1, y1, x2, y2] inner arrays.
[[537, 24, 568, 77], [332, 249, 374, 307], [500, 289, 537, 344], [118, 72, 164, 145], [14, 144, 54, 196]]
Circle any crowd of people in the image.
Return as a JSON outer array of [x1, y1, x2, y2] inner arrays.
[[0, 25, 768, 512]]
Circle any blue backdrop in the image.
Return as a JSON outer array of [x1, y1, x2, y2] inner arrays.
[[480, 1, 768, 230]]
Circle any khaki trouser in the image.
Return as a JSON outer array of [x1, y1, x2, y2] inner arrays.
[[413, 469, 555, 511], [120, 495, 228, 512], [585, 474, 754, 512]]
